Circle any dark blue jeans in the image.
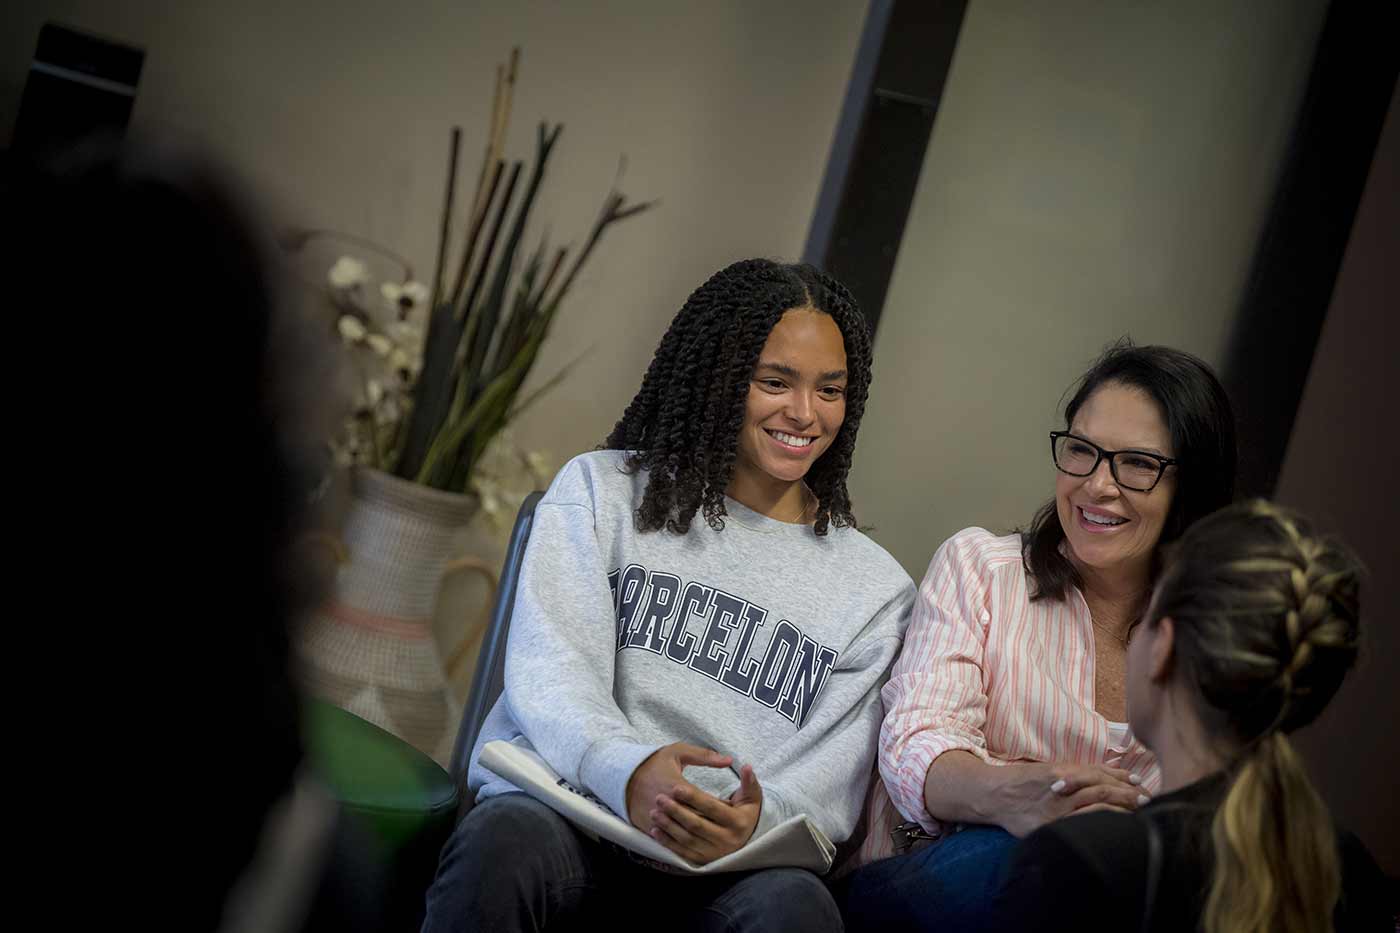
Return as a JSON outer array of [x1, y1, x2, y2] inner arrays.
[[834, 825, 1018, 933], [422, 793, 843, 933]]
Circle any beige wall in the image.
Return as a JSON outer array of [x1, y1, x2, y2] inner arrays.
[[5, 1, 1353, 603], [1, 0, 868, 472], [849, 0, 1328, 576], [0, 0, 867, 687], [1, 1, 1331, 579]]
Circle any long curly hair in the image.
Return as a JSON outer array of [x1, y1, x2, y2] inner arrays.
[[604, 259, 872, 536]]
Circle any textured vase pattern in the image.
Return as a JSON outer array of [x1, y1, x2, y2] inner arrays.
[[299, 468, 478, 766]]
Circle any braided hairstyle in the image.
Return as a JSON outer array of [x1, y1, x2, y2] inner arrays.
[[1147, 499, 1362, 933], [604, 259, 872, 536]]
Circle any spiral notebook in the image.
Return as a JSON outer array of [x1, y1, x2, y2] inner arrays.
[[479, 740, 836, 875]]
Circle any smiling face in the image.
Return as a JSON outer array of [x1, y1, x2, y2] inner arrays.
[[1054, 382, 1176, 581], [731, 307, 848, 496]]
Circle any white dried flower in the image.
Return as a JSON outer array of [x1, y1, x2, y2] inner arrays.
[[328, 256, 370, 290], [337, 315, 368, 343], [366, 333, 393, 357], [389, 348, 418, 384], [381, 279, 431, 319]]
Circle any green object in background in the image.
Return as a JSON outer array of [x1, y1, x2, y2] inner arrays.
[[302, 696, 460, 852]]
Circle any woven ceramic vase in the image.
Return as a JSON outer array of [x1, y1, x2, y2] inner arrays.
[[298, 467, 493, 765]]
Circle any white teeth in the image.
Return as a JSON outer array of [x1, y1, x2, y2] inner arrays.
[[769, 430, 814, 447], [1082, 509, 1126, 526]]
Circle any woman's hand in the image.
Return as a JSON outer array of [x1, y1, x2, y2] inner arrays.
[[993, 761, 1149, 837], [649, 764, 764, 865]]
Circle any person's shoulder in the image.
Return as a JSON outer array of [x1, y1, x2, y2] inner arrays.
[[828, 524, 915, 595], [542, 449, 639, 508], [555, 448, 630, 478], [932, 526, 1026, 579], [948, 526, 1024, 563]]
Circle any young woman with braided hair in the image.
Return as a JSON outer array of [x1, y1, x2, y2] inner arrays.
[[422, 259, 915, 932], [985, 500, 1390, 931]]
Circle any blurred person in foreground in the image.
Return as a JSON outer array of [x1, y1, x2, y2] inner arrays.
[[3, 138, 380, 931]]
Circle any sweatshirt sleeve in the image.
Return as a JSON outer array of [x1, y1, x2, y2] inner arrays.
[[502, 464, 661, 824], [742, 583, 915, 844]]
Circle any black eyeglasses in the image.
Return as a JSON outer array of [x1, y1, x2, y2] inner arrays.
[[1049, 431, 1177, 492]]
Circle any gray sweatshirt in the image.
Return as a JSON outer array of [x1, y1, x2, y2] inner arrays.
[[469, 450, 914, 846]]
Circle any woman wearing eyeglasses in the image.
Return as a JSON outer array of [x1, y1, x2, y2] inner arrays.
[[836, 342, 1238, 932]]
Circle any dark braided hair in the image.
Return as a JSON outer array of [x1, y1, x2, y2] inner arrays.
[[605, 259, 873, 536]]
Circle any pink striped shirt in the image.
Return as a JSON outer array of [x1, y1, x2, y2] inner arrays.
[[854, 527, 1160, 866]]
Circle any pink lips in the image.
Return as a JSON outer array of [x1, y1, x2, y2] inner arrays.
[[1076, 505, 1129, 534]]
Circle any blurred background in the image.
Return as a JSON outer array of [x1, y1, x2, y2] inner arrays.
[[3, 0, 1393, 903]]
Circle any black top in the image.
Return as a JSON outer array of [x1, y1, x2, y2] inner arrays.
[[983, 773, 1392, 932]]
